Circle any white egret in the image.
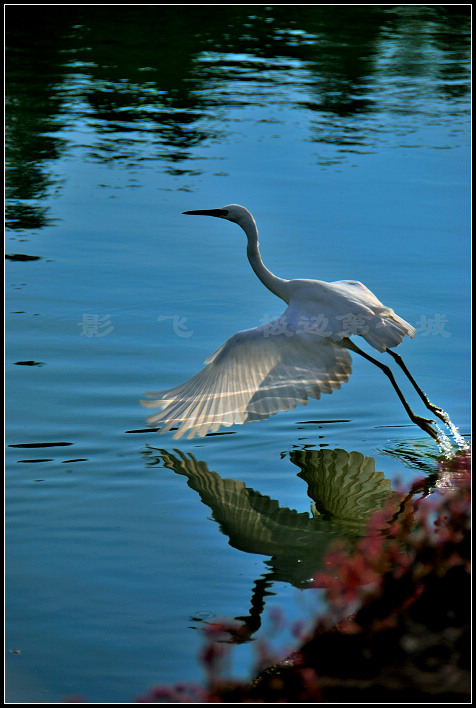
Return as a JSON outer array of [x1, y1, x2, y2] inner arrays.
[[142, 205, 447, 440]]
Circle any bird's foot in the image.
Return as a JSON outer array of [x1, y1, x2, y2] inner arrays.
[[427, 403, 450, 426], [413, 415, 440, 441]]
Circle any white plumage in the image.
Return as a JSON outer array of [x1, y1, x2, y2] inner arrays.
[[142, 325, 352, 439], [142, 205, 442, 440]]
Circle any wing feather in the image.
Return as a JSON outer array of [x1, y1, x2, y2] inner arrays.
[[142, 316, 352, 439]]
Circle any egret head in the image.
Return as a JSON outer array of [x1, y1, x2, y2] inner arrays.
[[183, 204, 253, 227]]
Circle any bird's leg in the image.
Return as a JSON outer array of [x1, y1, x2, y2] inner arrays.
[[232, 575, 274, 643], [386, 348, 450, 426], [342, 339, 440, 441]]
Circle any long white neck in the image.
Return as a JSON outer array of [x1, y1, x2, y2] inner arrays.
[[239, 213, 289, 303]]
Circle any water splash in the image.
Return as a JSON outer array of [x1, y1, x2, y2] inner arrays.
[[435, 427, 455, 458], [434, 406, 470, 455], [433, 407, 471, 490]]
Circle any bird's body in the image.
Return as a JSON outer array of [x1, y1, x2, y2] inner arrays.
[[270, 277, 415, 351], [142, 205, 444, 440]]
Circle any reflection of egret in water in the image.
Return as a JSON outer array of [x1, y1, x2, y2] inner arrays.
[[292, 448, 401, 534], [150, 447, 401, 642]]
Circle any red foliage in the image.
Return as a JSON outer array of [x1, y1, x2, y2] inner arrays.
[[137, 450, 471, 703]]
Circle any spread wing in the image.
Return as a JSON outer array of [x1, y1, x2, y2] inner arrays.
[[141, 316, 352, 439]]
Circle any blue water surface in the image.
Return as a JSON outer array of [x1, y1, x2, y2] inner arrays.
[[5, 6, 470, 703]]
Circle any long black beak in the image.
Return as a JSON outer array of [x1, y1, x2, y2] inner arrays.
[[182, 208, 228, 217]]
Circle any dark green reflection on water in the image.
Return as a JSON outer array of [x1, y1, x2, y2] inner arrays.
[[146, 445, 401, 641], [5, 5, 470, 230]]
